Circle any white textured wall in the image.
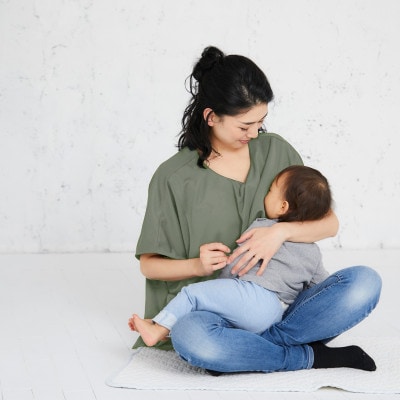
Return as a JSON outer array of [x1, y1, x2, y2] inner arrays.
[[1, 0, 399, 253]]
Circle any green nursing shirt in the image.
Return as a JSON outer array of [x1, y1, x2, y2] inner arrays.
[[134, 132, 303, 349]]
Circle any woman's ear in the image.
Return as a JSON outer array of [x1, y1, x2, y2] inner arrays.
[[203, 108, 215, 126]]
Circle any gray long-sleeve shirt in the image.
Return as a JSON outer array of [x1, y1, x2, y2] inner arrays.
[[219, 218, 329, 304]]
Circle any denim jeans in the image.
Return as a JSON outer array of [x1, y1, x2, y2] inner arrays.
[[170, 266, 382, 373], [154, 279, 284, 334]]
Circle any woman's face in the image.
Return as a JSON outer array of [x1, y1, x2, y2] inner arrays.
[[207, 103, 268, 152]]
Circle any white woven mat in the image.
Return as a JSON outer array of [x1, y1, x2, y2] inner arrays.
[[106, 336, 400, 393]]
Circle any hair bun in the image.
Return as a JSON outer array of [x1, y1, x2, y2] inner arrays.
[[192, 46, 225, 82]]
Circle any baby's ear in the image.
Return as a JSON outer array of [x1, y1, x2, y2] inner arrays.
[[279, 200, 289, 216]]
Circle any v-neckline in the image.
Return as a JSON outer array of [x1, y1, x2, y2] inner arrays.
[[204, 142, 254, 185]]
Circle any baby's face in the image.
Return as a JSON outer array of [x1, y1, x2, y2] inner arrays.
[[264, 177, 286, 219]]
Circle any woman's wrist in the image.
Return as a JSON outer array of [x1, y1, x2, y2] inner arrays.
[[273, 222, 291, 242], [192, 257, 205, 277]]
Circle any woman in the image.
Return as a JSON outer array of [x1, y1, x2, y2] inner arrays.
[[134, 46, 382, 373]]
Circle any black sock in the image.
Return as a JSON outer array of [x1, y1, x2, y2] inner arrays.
[[310, 341, 376, 371]]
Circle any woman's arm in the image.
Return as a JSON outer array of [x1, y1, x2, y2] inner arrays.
[[281, 209, 339, 242], [140, 242, 231, 281], [228, 210, 339, 277]]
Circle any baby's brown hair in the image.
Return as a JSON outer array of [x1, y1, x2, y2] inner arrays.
[[275, 165, 332, 223]]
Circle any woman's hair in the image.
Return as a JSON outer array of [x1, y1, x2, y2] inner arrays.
[[275, 165, 332, 223], [178, 46, 274, 167]]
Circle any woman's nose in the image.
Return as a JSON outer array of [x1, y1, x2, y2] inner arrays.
[[246, 125, 259, 139]]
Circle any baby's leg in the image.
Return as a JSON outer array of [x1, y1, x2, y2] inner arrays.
[[132, 314, 169, 346], [169, 279, 283, 334]]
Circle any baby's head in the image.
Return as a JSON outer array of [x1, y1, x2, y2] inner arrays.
[[264, 165, 332, 222]]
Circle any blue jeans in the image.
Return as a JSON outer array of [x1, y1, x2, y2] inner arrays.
[[170, 266, 382, 373], [154, 279, 284, 334]]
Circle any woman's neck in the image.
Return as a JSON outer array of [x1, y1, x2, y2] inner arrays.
[[206, 145, 251, 183]]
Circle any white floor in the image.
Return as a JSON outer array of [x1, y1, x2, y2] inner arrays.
[[0, 250, 399, 400]]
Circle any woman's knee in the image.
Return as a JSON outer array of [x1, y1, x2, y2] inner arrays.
[[170, 311, 224, 366], [337, 265, 382, 310]]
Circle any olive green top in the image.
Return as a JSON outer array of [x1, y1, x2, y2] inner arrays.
[[134, 132, 302, 349]]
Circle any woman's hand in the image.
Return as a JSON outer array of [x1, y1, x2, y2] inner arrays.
[[226, 211, 338, 277], [198, 242, 231, 276], [227, 224, 287, 277]]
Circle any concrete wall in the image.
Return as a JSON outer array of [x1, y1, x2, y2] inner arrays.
[[1, 0, 399, 252]]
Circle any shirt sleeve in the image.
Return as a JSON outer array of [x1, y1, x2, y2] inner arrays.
[[135, 167, 187, 260]]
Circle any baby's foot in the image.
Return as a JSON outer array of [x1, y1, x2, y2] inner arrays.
[[133, 314, 169, 346], [128, 315, 137, 331], [128, 315, 155, 332]]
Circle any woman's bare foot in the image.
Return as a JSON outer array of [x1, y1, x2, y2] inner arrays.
[[132, 314, 170, 346]]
